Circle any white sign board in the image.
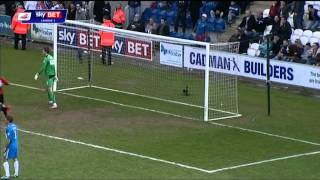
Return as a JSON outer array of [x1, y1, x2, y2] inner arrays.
[[160, 42, 183, 68], [183, 46, 320, 90]]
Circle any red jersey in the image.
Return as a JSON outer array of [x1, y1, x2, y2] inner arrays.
[[0, 77, 9, 95]]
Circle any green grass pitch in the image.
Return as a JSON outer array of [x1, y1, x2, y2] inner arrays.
[[1, 41, 320, 179]]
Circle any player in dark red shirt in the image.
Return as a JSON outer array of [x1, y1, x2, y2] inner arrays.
[[0, 76, 10, 116]]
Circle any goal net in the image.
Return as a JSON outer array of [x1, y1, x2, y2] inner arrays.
[[53, 20, 241, 121]]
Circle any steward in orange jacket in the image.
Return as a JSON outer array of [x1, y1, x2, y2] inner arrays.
[[112, 4, 126, 29], [11, 5, 30, 50], [99, 15, 115, 65]]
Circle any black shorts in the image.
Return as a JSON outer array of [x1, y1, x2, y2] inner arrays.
[[0, 94, 3, 104]]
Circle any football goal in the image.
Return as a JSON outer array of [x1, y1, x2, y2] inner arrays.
[[53, 20, 241, 121]]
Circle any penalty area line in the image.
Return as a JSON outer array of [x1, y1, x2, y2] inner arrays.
[[208, 150, 320, 173], [18, 129, 211, 173]]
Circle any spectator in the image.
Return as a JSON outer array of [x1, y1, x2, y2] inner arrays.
[[278, 16, 292, 42], [67, 3, 76, 20], [81, 1, 90, 20], [271, 15, 281, 35], [93, 1, 104, 23], [112, 3, 126, 29], [228, 1, 241, 24], [215, 9, 223, 19], [216, 1, 231, 19], [271, 35, 281, 58], [100, 15, 115, 66], [145, 17, 158, 34], [254, 10, 267, 37], [287, 39, 304, 62], [193, 13, 208, 42], [301, 42, 311, 63], [101, 1, 111, 22], [189, 1, 202, 29], [306, 5, 320, 31], [259, 36, 273, 58], [24, 1, 37, 10], [275, 39, 289, 60], [238, 29, 250, 54], [127, 13, 144, 32], [157, 17, 170, 36], [75, 3, 87, 21], [238, 10, 256, 37], [128, 1, 141, 24], [87, 1, 95, 20], [11, 5, 30, 50], [45, 1, 53, 9], [269, 1, 280, 18], [292, 1, 305, 29], [36, 1, 47, 10], [306, 42, 319, 65], [51, 1, 63, 10], [279, 1, 290, 19], [174, 1, 188, 34]]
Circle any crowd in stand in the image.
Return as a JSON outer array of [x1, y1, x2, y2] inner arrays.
[[1, 1, 319, 66], [0, 1, 252, 42], [228, 0, 320, 66]]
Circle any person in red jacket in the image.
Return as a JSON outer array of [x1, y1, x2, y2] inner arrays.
[[112, 4, 126, 29], [11, 5, 30, 50], [100, 15, 115, 65], [0, 76, 10, 116]]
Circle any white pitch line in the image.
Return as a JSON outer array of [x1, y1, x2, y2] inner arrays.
[[19, 129, 211, 173], [209, 150, 320, 173], [10, 83, 320, 147], [208, 122, 320, 146]]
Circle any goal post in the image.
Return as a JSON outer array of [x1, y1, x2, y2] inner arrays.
[[53, 20, 241, 121]]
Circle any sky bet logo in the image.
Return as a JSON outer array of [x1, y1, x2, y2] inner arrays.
[[160, 44, 182, 57], [35, 11, 62, 18], [19, 10, 67, 23]]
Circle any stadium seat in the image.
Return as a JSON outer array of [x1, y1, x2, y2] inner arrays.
[[290, 34, 301, 43], [300, 36, 310, 45], [169, 31, 177, 38], [247, 48, 257, 56], [313, 31, 320, 38], [263, 9, 270, 18], [309, 37, 320, 44], [251, 43, 260, 50], [306, 1, 315, 5], [303, 30, 313, 38], [175, 32, 184, 39], [183, 33, 194, 40], [314, 4, 320, 10], [293, 29, 304, 36]]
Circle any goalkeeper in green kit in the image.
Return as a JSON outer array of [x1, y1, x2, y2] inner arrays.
[[34, 47, 58, 109]]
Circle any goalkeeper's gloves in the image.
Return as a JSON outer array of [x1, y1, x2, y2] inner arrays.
[[34, 73, 39, 80]]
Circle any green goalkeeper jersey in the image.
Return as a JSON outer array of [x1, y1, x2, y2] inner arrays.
[[39, 54, 56, 78]]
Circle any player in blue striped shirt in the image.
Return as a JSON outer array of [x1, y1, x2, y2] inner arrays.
[[1, 115, 19, 179]]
